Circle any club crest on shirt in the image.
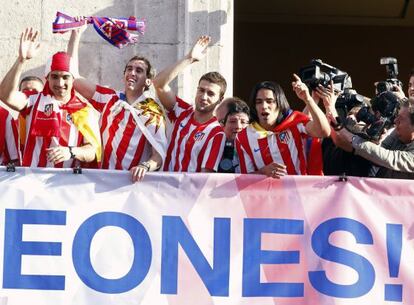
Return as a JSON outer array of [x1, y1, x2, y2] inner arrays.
[[66, 113, 73, 123], [278, 131, 290, 144], [194, 131, 205, 141], [44, 104, 54, 116]]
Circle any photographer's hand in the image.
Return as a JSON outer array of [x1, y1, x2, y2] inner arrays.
[[391, 84, 406, 100], [316, 81, 339, 124]]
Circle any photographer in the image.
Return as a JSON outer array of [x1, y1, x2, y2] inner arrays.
[[340, 99, 414, 179], [312, 83, 372, 176]]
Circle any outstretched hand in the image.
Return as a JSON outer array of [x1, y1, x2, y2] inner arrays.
[[188, 35, 211, 62], [292, 73, 312, 103], [73, 16, 88, 35], [19, 27, 40, 62]]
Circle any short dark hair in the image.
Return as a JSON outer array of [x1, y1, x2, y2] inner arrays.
[[222, 97, 250, 124], [19, 76, 44, 90], [124, 56, 155, 79], [410, 68, 414, 78], [248, 81, 291, 123], [199, 72, 227, 100]]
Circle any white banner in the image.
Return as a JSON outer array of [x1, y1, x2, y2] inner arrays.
[[1, 167, 414, 305]]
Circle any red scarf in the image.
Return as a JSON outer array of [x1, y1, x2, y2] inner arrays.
[[30, 82, 87, 138]]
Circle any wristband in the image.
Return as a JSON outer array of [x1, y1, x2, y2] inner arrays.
[[68, 146, 76, 159], [139, 161, 151, 171]]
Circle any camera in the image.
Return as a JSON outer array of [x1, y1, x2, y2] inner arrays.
[[351, 91, 400, 141], [375, 57, 403, 94], [218, 141, 237, 173], [335, 88, 365, 129], [299, 59, 351, 92]]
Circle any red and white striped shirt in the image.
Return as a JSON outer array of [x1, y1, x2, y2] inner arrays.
[[164, 97, 225, 172], [20, 92, 86, 168], [90, 85, 167, 170], [236, 111, 312, 175], [0, 106, 20, 165]]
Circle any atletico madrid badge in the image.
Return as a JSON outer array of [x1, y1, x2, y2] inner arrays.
[[194, 132, 205, 141], [278, 131, 290, 144], [44, 104, 54, 116]]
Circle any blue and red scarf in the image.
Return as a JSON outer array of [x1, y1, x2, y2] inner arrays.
[[52, 11, 145, 49]]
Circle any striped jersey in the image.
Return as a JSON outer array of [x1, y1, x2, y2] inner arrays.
[[236, 111, 313, 175], [90, 85, 167, 170], [164, 97, 225, 172], [0, 106, 20, 165], [20, 92, 87, 168]]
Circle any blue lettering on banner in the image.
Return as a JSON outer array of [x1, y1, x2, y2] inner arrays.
[[3, 209, 66, 290], [309, 217, 375, 298], [72, 212, 152, 293], [242, 218, 304, 297], [161, 216, 231, 296], [1, 209, 406, 301], [385, 223, 403, 302]]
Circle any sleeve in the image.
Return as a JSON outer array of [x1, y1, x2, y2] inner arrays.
[[168, 97, 192, 123], [201, 131, 226, 171], [89, 85, 117, 113], [235, 134, 256, 174], [4, 114, 20, 164], [353, 132, 414, 173]]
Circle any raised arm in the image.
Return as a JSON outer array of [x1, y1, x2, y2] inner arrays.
[[153, 35, 211, 111], [292, 74, 331, 138], [0, 28, 40, 111], [67, 18, 96, 100]]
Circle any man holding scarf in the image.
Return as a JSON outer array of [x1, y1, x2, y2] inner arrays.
[[67, 20, 167, 182], [0, 27, 101, 168]]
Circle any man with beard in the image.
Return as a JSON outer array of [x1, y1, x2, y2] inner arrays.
[[0, 28, 100, 168], [154, 36, 226, 172]]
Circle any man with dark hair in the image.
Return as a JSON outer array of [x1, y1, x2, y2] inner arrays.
[[341, 99, 414, 179], [215, 97, 250, 173], [0, 28, 100, 168], [19, 76, 44, 92], [154, 36, 226, 172], [235, 75, 330, 178], [68, 20, 167, 182]]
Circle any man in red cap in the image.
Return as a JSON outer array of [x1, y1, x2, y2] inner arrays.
[[0, 27, 101, 168]]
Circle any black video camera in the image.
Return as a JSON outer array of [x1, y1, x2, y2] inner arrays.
[[299, 59, 351, 92], [335, 88, 365, 128], [351, 91, 400, 141], [375, 57, 403, 94]]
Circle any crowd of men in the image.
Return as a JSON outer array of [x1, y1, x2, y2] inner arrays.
[[1, 24, 413, 181]]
